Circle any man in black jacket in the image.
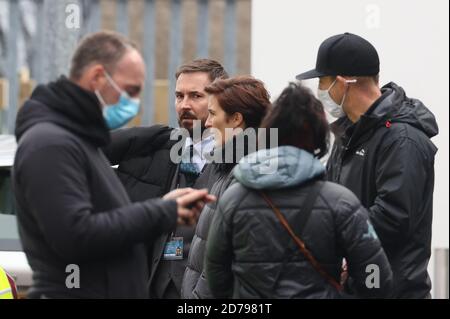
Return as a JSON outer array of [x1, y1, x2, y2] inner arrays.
[[103, 59, 229, 298], [296, 33, 438, 298], [12, 31, 213, 299]]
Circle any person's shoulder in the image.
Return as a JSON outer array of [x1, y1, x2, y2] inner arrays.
[[17, 123, 82, 159], [225, 182, 250, 196], [217, 182, 252, 213], [317, 181, 370, 228], [140, 124, 174, 137], [375, 120, 436, 160], [319, 181, 362, 212], [22, 122, 74, 144]]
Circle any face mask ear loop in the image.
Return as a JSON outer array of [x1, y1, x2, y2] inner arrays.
[[327, 79, 338, 92], [340, 90, 348, 107], [95, 90, 107, 109], [340, 79, 357, 107], [104, 70, 123, 95]]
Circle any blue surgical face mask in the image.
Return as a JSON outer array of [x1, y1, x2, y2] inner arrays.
[[95, 71, 140, 130]]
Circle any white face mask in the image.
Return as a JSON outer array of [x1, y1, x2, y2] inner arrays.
[[317, 79, 356, 118]]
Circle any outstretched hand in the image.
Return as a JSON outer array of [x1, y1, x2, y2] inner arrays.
[[163, 188, 216, 225]]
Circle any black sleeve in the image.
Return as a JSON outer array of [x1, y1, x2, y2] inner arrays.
[[102, 125, 173, 165], [335, 191, 394, 298], [369, 137, 430, 249], [17, 143, 177, 263], [205, 191, 236, 299]]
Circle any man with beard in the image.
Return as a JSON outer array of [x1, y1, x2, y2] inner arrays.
[[103, 59, 229, 298], [13, 32, 214, 299]]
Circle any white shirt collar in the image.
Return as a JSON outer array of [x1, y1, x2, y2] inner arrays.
[[183, 135, 215, 171]]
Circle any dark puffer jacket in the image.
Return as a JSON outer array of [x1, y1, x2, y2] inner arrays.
[[181, 163, 235, 299], [181, 136, 254, 299], [326, 82, 438, 298], [206, 146, 393, 299]]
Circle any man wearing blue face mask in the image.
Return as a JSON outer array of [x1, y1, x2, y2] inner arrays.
[[95, 70, 141, 130], [12, 31, 215, 299], [296, 33, 439, 299]]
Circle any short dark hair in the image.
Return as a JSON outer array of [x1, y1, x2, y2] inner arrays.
[[205, 76, 271, 129], [175, 59, 229, 82], [261, 82, 330, 158], [69, 31, 137, 80]]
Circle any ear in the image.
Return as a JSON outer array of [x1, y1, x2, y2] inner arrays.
[[232, 112, 244, 129], [337, 75, 357, 86], [335, 76, 356, 94], [86, 64, 107, 91], [336, 75, 348, 86]]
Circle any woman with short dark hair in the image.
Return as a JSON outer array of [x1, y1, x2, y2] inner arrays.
[[205, 82, 393, 299], [181, 76, 271, 299]]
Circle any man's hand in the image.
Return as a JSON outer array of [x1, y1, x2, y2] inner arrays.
[[163, 188, 216, 225]]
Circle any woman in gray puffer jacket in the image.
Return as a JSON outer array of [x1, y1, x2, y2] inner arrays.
[[205, 83, 393, 299], [181, 76, 271, 298]]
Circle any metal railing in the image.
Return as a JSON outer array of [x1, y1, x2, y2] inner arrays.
[[0, 0, 243, 133]]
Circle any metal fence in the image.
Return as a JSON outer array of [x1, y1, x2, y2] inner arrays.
[[0, 0, 243, 134]]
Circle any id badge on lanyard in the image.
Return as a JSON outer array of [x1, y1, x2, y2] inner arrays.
[[162, 178, 185, 261], [163, 236, 184, 260]]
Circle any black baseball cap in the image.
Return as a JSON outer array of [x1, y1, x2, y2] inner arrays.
[[296, 33, 380, 80]]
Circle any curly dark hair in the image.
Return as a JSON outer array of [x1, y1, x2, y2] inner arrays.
[[261, 82, 330, 158]]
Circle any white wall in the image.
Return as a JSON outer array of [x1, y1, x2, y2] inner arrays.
[[252, 0, 449, 296]]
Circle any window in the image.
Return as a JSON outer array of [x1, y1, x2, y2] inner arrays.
[[0, 167, 21, 251]]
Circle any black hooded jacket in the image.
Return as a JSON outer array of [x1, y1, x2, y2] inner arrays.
[[326, 82, 438, 298], [12, 77, 177, 299]]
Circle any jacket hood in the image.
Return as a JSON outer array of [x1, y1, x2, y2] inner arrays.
[[234, 146, 325, 190], [15, 76, 110, 146], [367, 82, 438, 138]]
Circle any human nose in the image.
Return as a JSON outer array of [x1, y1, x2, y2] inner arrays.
[[179, 96, 192, 111], [205, 115, 212, 128]]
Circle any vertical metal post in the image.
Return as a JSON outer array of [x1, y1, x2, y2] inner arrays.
[[41, 0, 81, 83], [5, 0, 19, 134], [196, 0, 209, 58], [83, 0, 101, 36], [116, 0, 129, 36], [224, 0, 236, 75], [0, 0, 7, 78], [142, 0, 156, 126], [32, 0, 45, 84], [168, 0, 182, 128]]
